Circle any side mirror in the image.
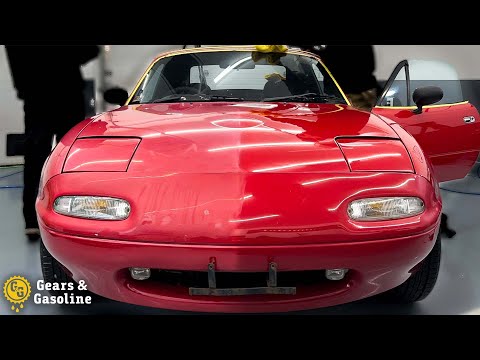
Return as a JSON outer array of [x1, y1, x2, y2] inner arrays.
[[412, 86, 443, 114], [104, 87, 129, 106]]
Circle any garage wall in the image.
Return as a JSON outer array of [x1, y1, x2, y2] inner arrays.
[[2, 45, 480, 165]]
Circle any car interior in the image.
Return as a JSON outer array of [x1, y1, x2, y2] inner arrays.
[[138, 52, 344, 103]]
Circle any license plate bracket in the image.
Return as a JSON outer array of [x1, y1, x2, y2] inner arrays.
[[188, 261, 297, 296]]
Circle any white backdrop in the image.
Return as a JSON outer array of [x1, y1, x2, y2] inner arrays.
[[2, 45, 480, 165]]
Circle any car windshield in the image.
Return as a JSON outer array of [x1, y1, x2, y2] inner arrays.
[[129, 50, 348, 105]]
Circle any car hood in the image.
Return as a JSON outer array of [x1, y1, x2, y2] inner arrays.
[[78, 102, 400, 174]]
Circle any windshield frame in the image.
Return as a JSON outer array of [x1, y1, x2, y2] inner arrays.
[[125, 47, 351, 106]]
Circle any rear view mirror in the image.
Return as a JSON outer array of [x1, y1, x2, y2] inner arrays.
[[412, 86, 443, 114], [104, 87, 129, 106]]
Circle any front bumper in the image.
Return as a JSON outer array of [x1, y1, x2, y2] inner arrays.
[[38, 170, 442, 312], [40, 224, 439, 313]]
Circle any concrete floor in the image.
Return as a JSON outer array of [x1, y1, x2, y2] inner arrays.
[[1, 163, 479, 315]]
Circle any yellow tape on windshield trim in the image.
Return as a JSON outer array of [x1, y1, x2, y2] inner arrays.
[[125, 46, 351, 106]]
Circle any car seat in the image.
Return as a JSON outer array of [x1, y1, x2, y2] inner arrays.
[[263, 76, 292, 100]]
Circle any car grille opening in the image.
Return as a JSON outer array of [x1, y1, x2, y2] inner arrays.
[[122, 268, 354, 299], [143, 269, 345, 289]]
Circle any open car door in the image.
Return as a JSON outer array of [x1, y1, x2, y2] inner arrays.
[[372, 59, 480, 182]]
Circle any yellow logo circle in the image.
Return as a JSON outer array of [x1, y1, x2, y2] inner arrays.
[[3, 276, 31, 313]]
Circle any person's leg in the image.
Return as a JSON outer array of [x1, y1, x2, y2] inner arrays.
[[441, 213, 457, 238], [23, 101, 54, 240], [54, 92, 86, 142]]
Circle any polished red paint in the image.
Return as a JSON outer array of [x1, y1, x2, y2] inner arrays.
[[386, 122, 433, 181], [37, 50, 478, 313], [336, 138, 413, 173], [373, 103, 480, 182], [77, 104, 398, 175], [38, 171, 440, 245], [63, 138, 140, 172]]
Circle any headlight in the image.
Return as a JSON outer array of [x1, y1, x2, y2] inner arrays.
[[347, 197, 424, 221], [53, 196, 131, 220]]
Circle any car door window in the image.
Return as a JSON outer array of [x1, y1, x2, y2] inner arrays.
[[378, 59, 465, 108], [408, 59, 464, 105], [378, 63, 408, 107]]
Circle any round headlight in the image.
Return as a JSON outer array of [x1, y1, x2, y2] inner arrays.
[[348, 197, 424, 221], [53, 196, 131, 220]]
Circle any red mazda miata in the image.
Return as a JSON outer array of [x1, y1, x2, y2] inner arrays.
[[37, 46, 480, 312]]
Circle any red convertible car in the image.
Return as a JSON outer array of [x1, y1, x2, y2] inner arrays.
[[37, 46, 480, 312]]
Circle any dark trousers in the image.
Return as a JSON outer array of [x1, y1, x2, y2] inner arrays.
[[22, 95, 85, 229]]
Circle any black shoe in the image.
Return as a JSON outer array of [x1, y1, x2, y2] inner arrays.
[[25, 228, 40, 241], [440, 213, 457, 239], [444, 228, 457, 239]]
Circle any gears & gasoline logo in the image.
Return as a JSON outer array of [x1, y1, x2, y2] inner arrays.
[[3, 276, 31, 313]]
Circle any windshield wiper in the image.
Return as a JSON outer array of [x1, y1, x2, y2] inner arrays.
[[206, 95, 246, 102], [152, 94, 246, 103], [263, 93, 345, 103], [152, 94, 210, 103]]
